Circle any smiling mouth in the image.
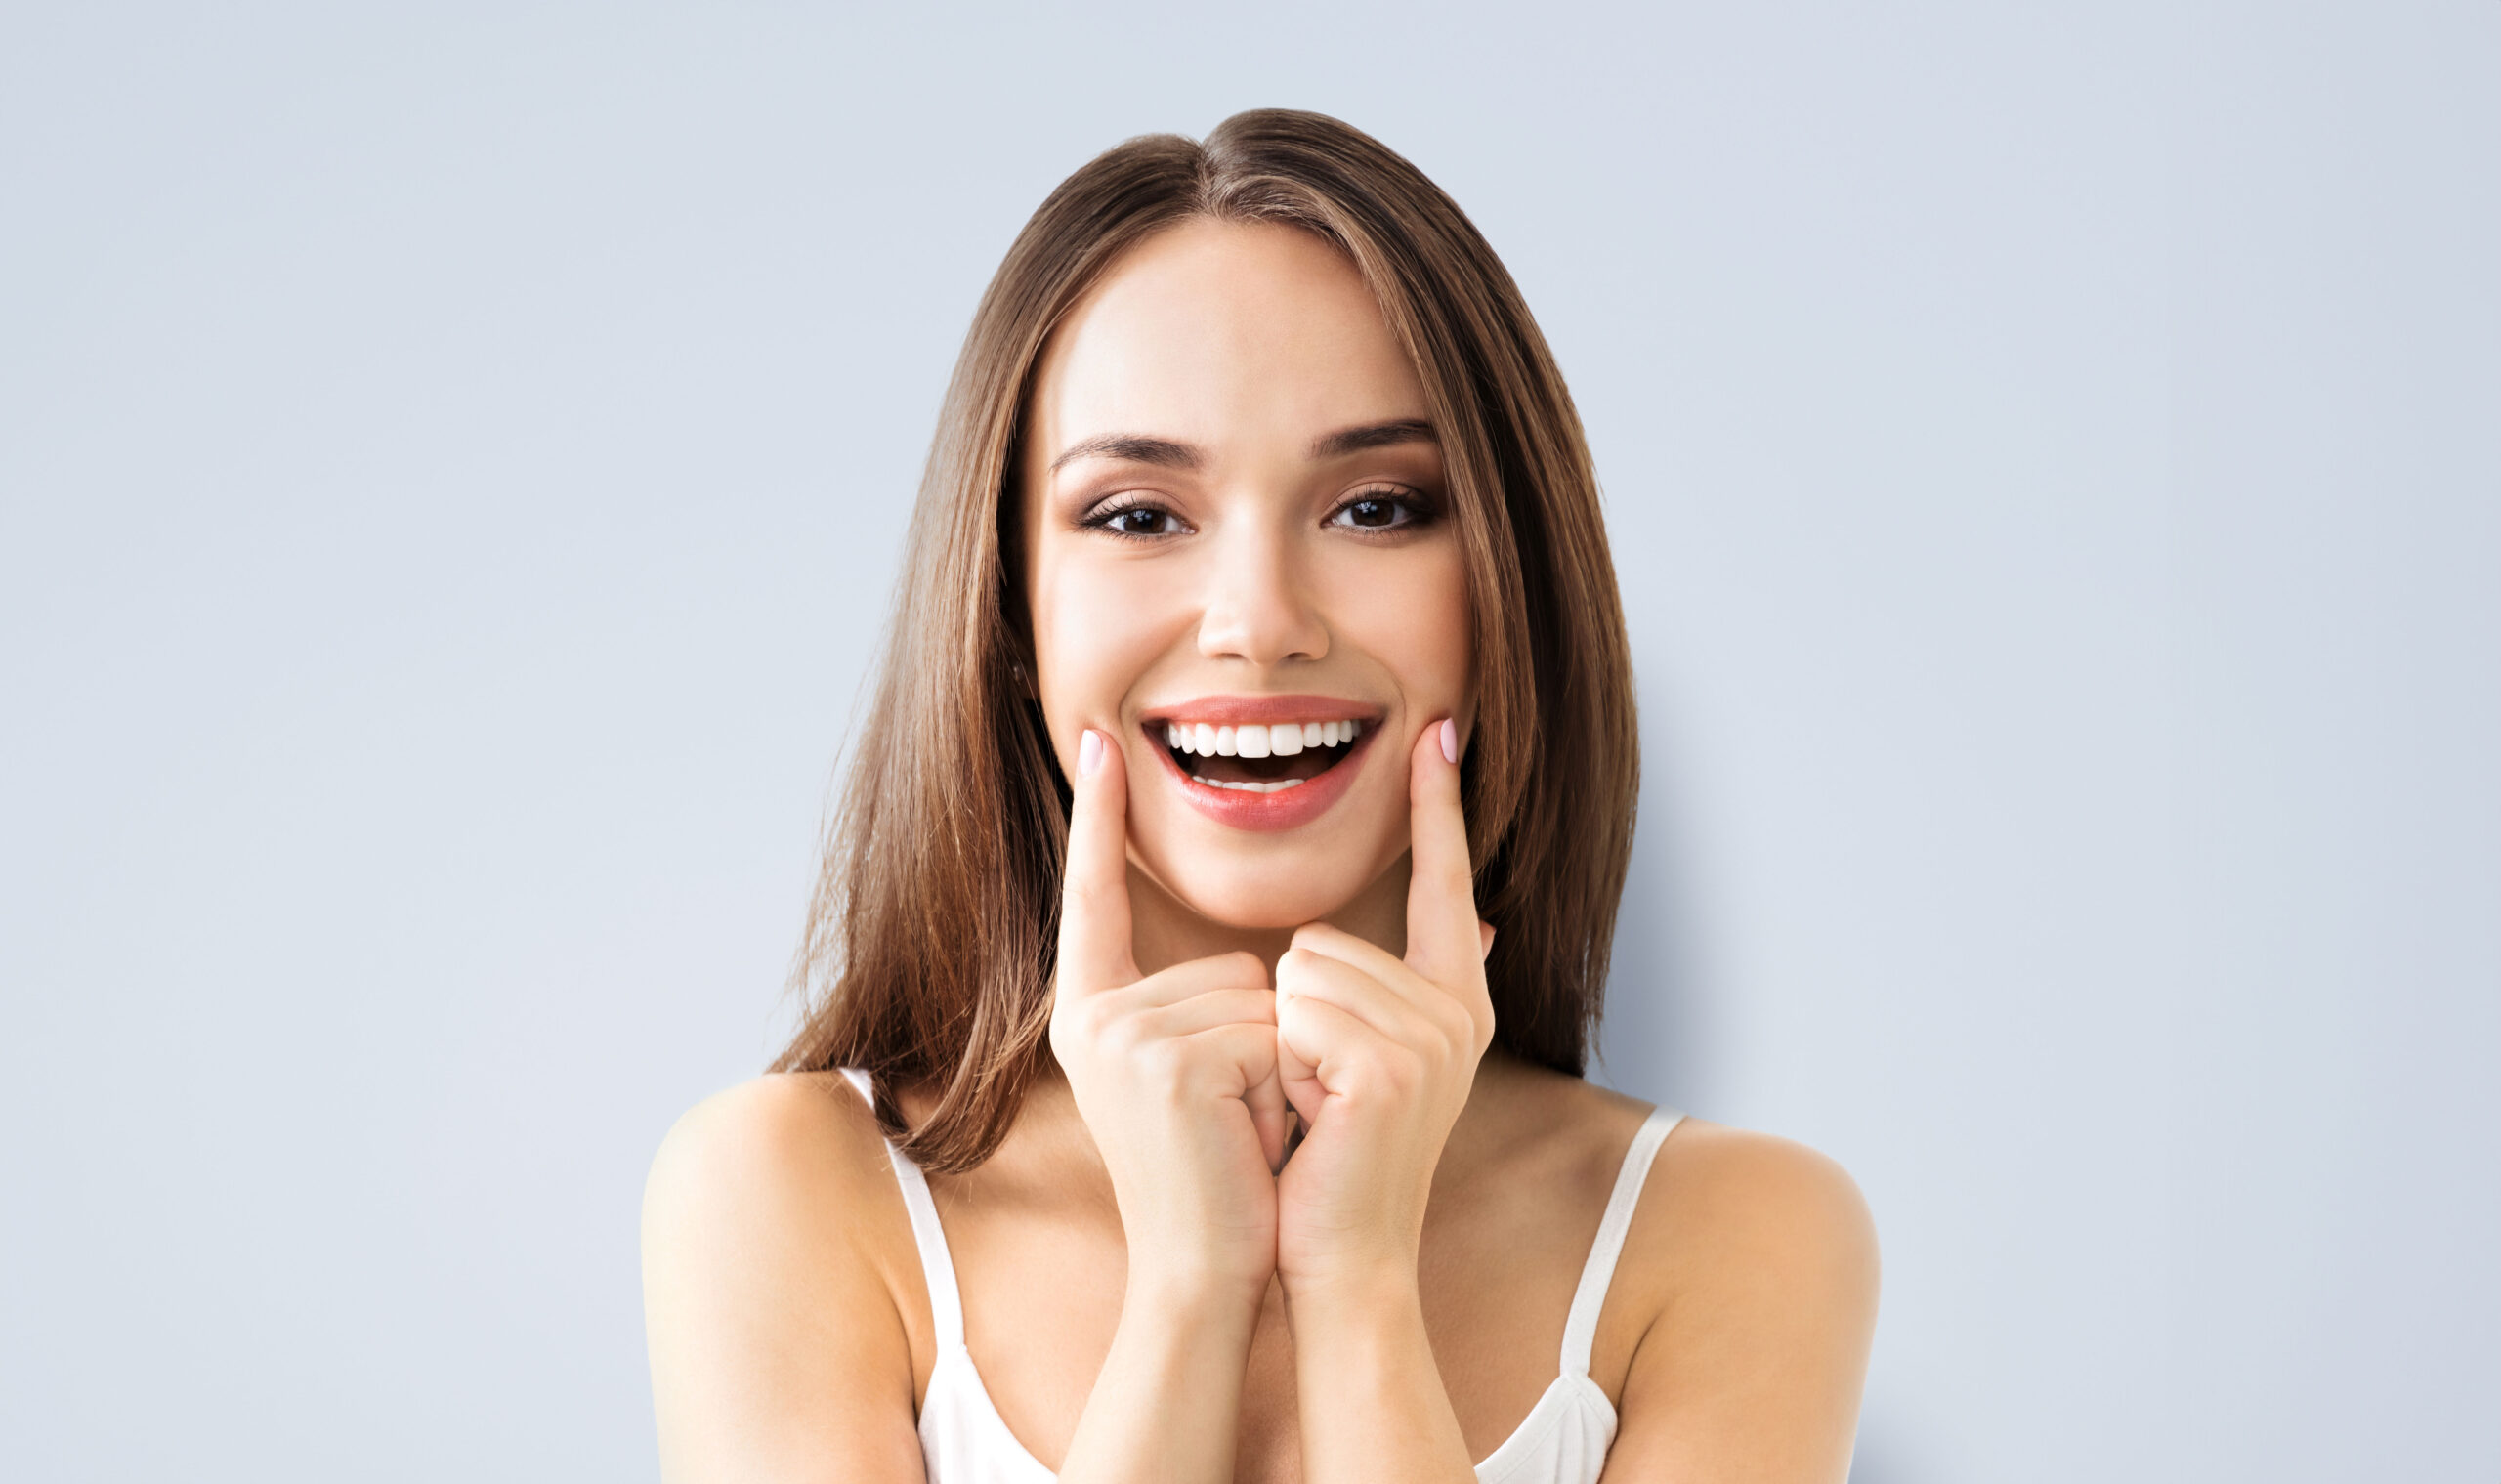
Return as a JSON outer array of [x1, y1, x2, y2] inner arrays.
[[1156, 718, 1366, 793]]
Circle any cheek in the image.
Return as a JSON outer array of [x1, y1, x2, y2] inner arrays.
[[1029, 552, 1181, 743], [1327, 543, 1473, 712]]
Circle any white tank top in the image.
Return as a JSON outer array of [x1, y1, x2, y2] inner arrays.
[[842, 1070, 1683, 1484]]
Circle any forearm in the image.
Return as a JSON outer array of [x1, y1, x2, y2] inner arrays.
[[1285, 1266, 1476, 1484], [1055, 1272, 1263, 1484]]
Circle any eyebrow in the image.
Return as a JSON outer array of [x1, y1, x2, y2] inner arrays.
[[1046, 434, 1201, 476], [1309, 418, 1438, 459], [1045, 419, 1439, 476]]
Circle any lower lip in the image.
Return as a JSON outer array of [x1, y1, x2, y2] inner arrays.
[[1150, 727, 1377, 832]]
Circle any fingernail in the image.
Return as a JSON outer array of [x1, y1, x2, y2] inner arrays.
[[1078, 728, 1104, 778], [1439, 718, 1459, 764]]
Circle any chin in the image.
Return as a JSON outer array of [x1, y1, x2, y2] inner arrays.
[[1150, 856, 1376, 933]]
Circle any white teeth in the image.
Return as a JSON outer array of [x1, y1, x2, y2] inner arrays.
[[1189, 776, 1307, 792], [1162, 717, 1366, 757]]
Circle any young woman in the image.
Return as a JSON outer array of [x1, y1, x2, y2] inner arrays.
[[642, 110, 1879, 1484]]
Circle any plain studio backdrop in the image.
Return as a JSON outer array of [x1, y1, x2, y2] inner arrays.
[[4, 3, 2494, 1480]]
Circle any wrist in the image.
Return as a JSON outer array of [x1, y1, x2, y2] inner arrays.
[[1122, 1259, 1270, 1331], [1278, 1255, 1422, 1329]]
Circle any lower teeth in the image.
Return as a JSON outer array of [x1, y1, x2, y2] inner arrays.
[[1192, 777, 1306, 793]]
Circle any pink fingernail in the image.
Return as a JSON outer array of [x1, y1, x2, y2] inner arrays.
[[1078, 729, 1104, 778], [1439, 719, 1459, 763]]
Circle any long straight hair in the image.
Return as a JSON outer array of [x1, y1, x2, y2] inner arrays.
[[773, 109, 1637, 1173]]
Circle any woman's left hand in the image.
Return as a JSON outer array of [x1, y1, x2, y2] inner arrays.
[[1273, 716, 1497, 1294]]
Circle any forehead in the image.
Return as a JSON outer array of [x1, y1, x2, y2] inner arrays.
[[1027, 219, 1429, 464]]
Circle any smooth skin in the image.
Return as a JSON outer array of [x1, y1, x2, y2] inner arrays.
[[642, 221, 1880, 1483]]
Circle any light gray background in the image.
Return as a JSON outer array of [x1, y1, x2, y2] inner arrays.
[[4, 3, 2493, 1480]]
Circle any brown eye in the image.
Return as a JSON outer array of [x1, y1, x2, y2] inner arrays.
[[1327, 491, 1427, 531], [1084, 500, 1188, 539], [1107, 508, 1170, 535]]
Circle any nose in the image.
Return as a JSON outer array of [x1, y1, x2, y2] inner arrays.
[[1195, 524, 1329, 667]]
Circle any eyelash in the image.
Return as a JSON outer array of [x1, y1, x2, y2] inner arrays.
[[1326, 487, 1437, 535], [1079, 487, 1438, 543], [1079, 493, 1184, 542]]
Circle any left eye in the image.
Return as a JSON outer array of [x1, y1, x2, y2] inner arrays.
[[1103, 507, 1176, 536], [1330, 494, 1420, 530]]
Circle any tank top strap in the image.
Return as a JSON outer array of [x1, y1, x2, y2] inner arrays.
[[1558, 1104, 1684, 1378], [840, 1069, 966, 1350]]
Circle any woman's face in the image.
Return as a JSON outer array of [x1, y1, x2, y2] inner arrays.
[[1021, 219, 1472, 934]]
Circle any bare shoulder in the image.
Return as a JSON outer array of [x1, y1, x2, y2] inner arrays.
[[644, 1071, 899, 1235], [1603, 1113, 1882, 1483], [641, 1073, 927, 1484], [1637, 1116, 1880, 1293]]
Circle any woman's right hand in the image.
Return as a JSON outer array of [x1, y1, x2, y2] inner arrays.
[[1049, 727, 1291, 1301]]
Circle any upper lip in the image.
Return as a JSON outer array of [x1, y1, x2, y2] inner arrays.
[[1138, 694, 1383, 726]]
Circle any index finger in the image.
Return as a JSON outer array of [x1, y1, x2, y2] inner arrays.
[[1404, 717, 1482, 982], [1057, 727, 1138, 992]]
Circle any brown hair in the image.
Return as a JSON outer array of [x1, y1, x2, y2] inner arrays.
[[771, 109, 1637, 1173]]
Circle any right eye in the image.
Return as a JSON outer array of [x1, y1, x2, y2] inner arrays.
[[1083, 499, 1190, 540]]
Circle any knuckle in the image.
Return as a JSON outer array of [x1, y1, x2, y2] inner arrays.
[[1135, 1035, 1185, 1083], [1344, 1038, 1418, 1094], [1094, 1009, 1143, 1055], [1388, 1044, 1429, 1092]]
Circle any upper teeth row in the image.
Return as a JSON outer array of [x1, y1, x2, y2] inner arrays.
[[1165, 719, 1363, 758]]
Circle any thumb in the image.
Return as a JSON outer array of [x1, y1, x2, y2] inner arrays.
[[1246, 1061, 1289, 1174]]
